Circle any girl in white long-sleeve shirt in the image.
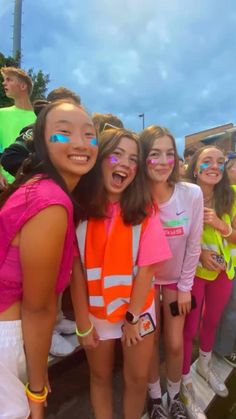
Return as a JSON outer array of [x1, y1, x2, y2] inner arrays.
[[139, 126, 204, 419]]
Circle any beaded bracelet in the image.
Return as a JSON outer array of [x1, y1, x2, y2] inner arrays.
[[222, 224, 233, 238], [76, 322, 94, 337], [25, 383, 48, 403]]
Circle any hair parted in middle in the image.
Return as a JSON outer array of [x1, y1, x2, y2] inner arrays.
[[139, 125, 179, 184], [186, 145, 235, 217], [75, 128, 152, 225]]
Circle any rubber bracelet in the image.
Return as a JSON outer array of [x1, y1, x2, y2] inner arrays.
[[222, 224, 233, 238], [25, 383, 48, 403], [76, 322, 94, 337]]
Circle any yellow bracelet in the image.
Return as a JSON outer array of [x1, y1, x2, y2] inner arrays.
[[76, 322, 94, 337], [25, 383, 48, 403]]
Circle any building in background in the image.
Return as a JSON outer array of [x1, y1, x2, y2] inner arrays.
[[185, 123, 236, 153]]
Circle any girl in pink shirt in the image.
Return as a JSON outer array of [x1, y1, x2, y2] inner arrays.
[[0, 100, 98, 419], [71, 128, 171, 419], [139, 126, 204, 419]]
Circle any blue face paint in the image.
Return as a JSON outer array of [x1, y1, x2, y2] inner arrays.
[[50, 134, 69, 143], [218, 163, 225, 172], [198, 163, 210, 174], [199, 162, 225, 174], [90, 138, 98, 146]]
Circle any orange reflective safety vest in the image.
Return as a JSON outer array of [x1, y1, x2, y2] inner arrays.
[[76, 214, 154, 323]]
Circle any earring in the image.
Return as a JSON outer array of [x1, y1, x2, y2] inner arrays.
[[193, 173, 197, 179]]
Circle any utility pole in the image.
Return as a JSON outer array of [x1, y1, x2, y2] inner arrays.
[[13, 0, 23, 66], [138, 113, 145, 130]]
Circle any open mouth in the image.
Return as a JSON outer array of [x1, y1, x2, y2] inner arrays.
[[112, 171, 127, 185], [68, 155, 89, 162]]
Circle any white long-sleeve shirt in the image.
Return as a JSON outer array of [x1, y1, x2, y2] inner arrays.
[[154, 182, 203, 291]]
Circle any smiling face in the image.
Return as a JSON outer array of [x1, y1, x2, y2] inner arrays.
[[146, 135, 176, 184], [45, 103, 98, 190], [101, 136, 138, 201], [195, 147, 225, 187]]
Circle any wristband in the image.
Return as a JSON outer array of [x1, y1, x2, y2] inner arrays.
[[76, 322, 94, 337], [222, 224, 233, 238], [25, 383, 48, 403]]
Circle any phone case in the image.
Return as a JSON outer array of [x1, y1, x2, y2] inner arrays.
[[139, 313, 156, 337], [121, 312, 156, 337], [169, 295, 197, 317]]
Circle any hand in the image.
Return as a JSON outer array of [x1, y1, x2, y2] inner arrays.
[[28, 399, 45, 419], [78, 326, 100, 349], [177, 290, 191, 315], [203, 207, 226, 232], [0, 173, 8, 189], [121, 320, 143, 347], [200, 249, 225, 272]]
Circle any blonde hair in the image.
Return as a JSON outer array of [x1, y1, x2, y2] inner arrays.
[[1, 67, 33, 95]]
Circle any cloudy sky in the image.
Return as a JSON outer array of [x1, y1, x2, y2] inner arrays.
[[1, 0, 236, 154]]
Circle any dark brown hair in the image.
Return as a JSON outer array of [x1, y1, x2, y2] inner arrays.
[[47, 87, 81, 104], [186, 145, 234, 217], [75, 128, 151, 225], [139, 125, 179, 185]]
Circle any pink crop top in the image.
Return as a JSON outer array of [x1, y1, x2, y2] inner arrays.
[[0, 177, 76, 313]]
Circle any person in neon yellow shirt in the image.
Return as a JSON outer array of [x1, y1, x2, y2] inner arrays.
[[0, 67, 36, 186], [183, 146, 236, 404]]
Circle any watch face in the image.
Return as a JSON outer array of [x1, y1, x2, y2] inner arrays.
[[125, 311, 134, 323]]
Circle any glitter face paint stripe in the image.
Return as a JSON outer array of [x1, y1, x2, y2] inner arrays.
[[108, 155, 119, 164], [147, 157, 174, 166], [90, 138, 98, 146], [198, 162, 225, 174], [50, 134, 69, 143]]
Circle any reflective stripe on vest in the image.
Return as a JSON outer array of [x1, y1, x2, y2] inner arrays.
[[76, 221, 142, 315]]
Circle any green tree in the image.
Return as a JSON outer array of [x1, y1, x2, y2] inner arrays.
[[0, 52, 50, 107]]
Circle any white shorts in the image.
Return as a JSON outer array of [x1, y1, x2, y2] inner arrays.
[[90, 301, 156, 340], [0, 320, 30, 419]]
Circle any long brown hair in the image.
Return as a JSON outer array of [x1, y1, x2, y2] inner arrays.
[[75, 128, 152, 225], [139, 125, 179, 184], [186, 145, 234, 217]]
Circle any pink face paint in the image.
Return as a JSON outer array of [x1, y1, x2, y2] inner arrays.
[[147, 157, 159, 166], [167, 159, 175, 166]]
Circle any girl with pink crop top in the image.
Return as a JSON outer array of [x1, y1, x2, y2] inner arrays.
[[0, 100, 98, 419]]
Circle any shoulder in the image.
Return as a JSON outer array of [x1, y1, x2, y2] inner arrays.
[[176, 182, 202, 198], [25, 177, 73, 211]]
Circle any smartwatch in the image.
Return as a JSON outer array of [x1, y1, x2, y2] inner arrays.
[[125, 311, 139, 325]]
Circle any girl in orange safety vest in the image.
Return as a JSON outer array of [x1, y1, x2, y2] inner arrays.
[[71, 128, 171, 419]]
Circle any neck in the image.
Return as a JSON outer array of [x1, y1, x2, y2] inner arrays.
[[151, 181, 174, 204], [198, 182, 214, 199], [14, 95, 33, 110]]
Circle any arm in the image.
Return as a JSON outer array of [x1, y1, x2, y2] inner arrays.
[[177, 189, 204, 314], [122, 264, 157, 346], [70, 256, 99, 348], [20, 205, 68, 414]]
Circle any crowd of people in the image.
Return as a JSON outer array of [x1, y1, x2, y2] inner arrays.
[[0, 66, 235, 419]]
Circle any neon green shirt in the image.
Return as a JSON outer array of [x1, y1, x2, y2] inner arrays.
[[197, 186, 236, 280], [0, 105, 36, 182]]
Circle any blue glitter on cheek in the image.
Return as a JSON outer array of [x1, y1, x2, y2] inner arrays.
[[198, 163, 210, 173], [218, 163, 225, 172], [90, 138, 98, 146], [50, 134, 70, 143]]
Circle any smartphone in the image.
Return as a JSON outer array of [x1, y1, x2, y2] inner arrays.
[[212, 253, 225, 265], [169, 295, 197, 317], [121, 312, 156, 337]]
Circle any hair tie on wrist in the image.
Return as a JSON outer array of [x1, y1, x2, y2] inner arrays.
[[76, 322, 94, 337], [222, 224, 233, 238]]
